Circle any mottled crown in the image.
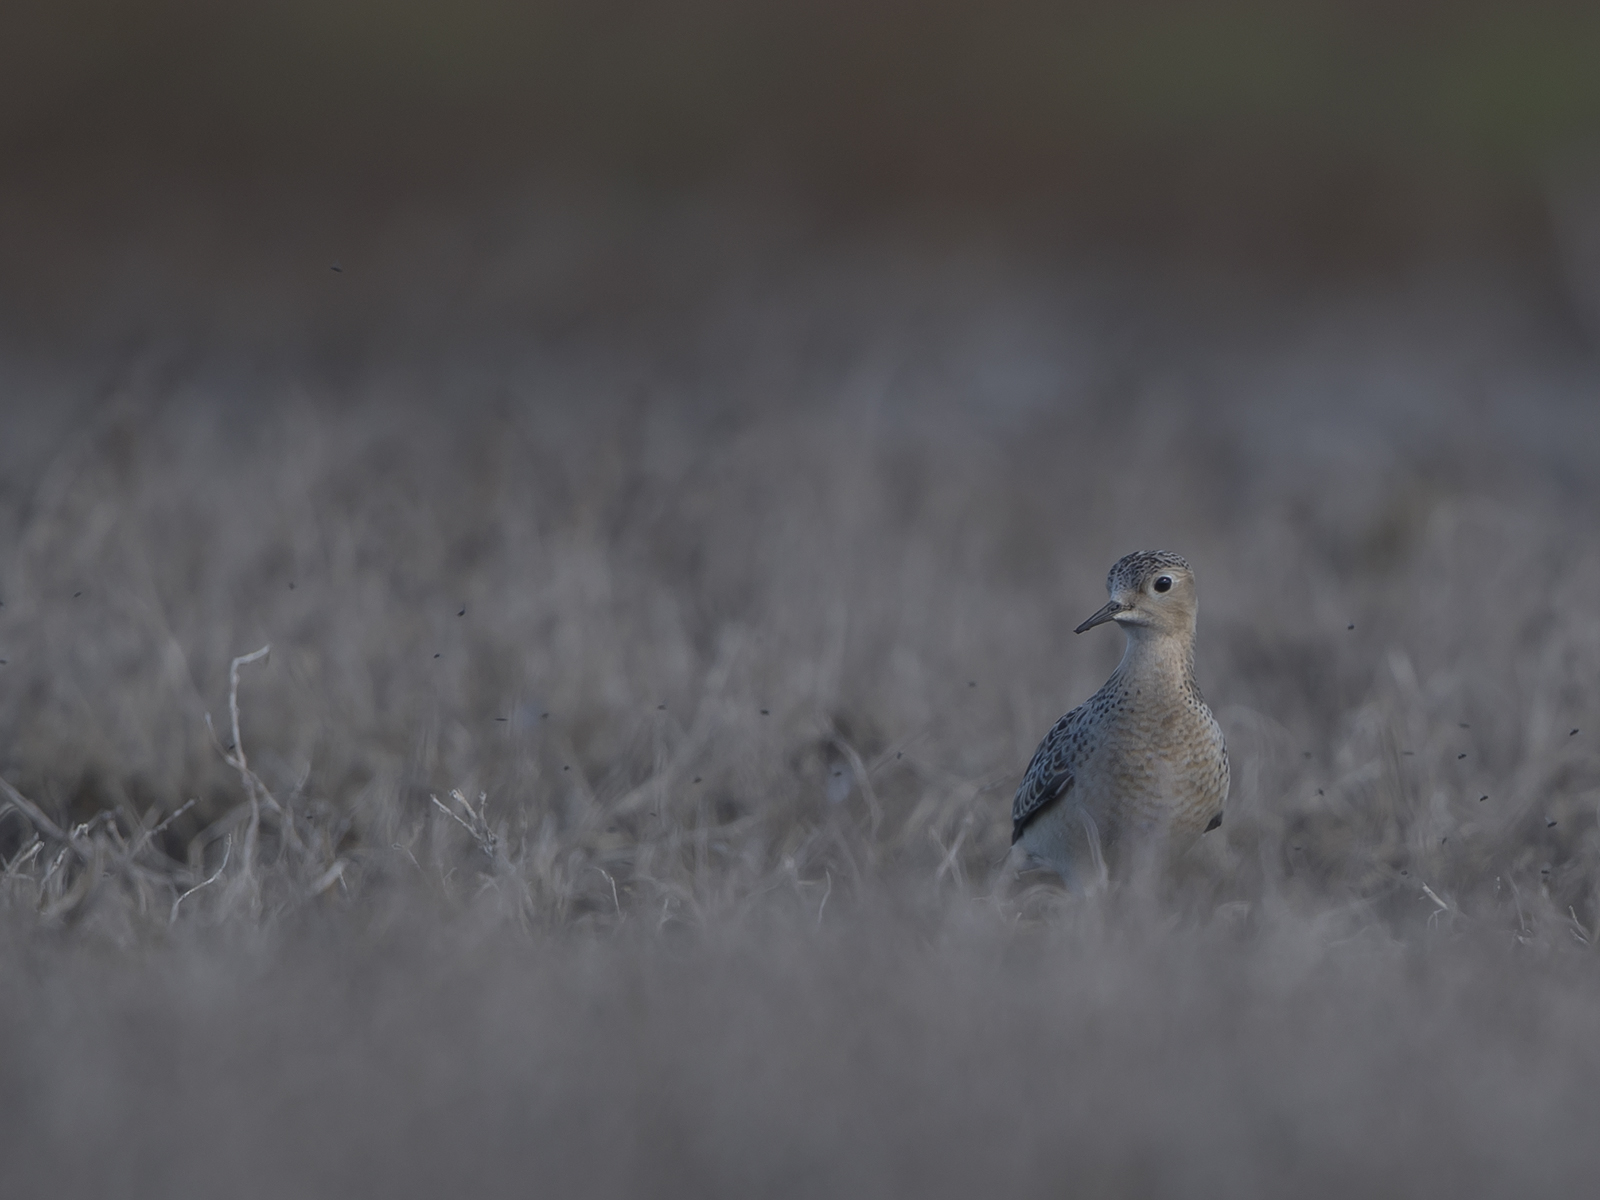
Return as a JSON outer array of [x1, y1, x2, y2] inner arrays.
[[1106, 550, 1190, 594]]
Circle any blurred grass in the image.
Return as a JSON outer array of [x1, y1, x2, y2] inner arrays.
[[1, 206, 1598, 933]]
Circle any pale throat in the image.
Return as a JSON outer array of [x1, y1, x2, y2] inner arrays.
[[1114, 622, 1197, 687]]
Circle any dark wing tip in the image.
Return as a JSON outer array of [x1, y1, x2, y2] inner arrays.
[[1011, 768, 1072, 844], [1204, 812, 1222, 833]]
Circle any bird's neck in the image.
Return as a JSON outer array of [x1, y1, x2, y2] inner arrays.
[[1114, 628, 1196, 690]]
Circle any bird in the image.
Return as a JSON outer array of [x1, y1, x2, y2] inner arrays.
[[1009, 551, 1228, 888]]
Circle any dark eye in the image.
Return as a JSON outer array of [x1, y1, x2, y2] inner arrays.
[[1153, 575, 1173, 593]]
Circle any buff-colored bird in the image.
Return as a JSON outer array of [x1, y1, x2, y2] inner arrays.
[[1010, 551, 1228, 887]]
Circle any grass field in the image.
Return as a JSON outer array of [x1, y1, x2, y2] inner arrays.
[[3, 186, 1600, 1196]]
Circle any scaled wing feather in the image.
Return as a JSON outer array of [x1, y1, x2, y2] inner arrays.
[[1011, 709, 1083, 843]]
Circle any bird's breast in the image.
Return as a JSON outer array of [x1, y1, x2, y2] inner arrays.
[[1076, 697, 1227, 842]]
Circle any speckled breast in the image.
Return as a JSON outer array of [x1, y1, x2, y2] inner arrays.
[[1080, 700, 1229, 852]]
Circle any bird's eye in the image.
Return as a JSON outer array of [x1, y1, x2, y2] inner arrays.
[[1153, 575, 1173, 593]]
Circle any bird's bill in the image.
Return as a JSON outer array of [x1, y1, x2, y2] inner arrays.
[[1074, 599, 1126, 634]]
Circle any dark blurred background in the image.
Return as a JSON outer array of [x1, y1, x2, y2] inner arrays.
[[9, 1, 1600, 324]]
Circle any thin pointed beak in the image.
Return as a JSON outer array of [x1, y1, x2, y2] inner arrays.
[[1074, 600, 1126, 634]]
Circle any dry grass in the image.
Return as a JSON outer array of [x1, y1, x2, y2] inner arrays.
[[2, 198, 1600, 1195]]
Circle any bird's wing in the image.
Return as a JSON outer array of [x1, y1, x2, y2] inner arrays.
[[1011, 705, 1091, 844]]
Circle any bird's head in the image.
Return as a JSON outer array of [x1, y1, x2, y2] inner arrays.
[[1074, 550, 1197, 640]]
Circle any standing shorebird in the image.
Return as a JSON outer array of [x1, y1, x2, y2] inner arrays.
[[1010, 551, 1228, 888]]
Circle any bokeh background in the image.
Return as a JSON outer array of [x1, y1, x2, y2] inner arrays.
[[5, 3, 1600, 1197]]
